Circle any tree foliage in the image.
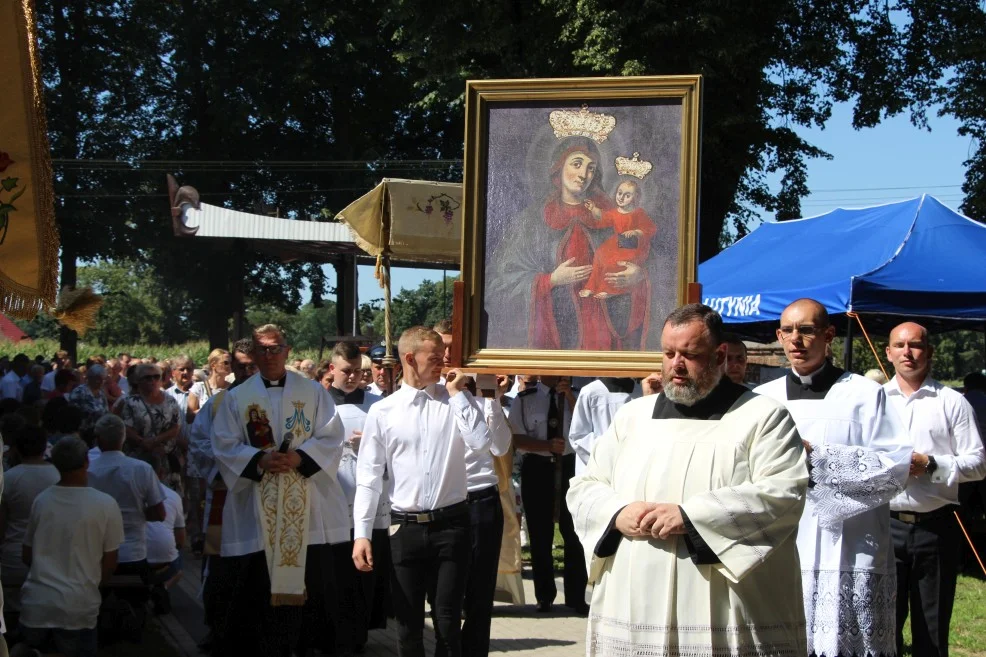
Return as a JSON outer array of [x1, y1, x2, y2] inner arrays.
[[32, 0, 986, 358]]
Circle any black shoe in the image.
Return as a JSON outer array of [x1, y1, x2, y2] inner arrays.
[[565, 602, 590, 617], [197, 631, 214, 653], [535, 601, 553, 613]]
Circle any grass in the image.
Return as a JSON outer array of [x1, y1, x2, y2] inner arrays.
[[0, 338, 324, 365], [900, 573, 986, 657]]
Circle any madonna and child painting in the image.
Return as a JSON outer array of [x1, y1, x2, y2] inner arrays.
[[480, 99, 687, 353]]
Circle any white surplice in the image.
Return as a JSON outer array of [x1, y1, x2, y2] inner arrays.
[[569, 378, 641, 476], [756, 369, 911, 657], [568, 386, 809, 657], [334, 391, 391, 529]]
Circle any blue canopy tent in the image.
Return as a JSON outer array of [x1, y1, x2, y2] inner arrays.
[[698, 195, 986, 343]]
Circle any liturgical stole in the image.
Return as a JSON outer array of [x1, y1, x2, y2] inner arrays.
[[237, 372, 317, 605]]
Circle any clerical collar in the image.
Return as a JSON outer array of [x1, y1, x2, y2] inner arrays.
[[785, 360, 845, 400], [329, 386, 365, 406], [651, 378, 748, 421], [600, 377, 635, 395], [262, 375, 287, 389]]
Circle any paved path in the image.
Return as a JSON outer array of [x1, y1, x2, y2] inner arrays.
[[157, 552, 588, 656]]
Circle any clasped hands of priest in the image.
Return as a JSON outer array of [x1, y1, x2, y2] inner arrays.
[[259, 449, 303, 474], [615, 501, 686, 540]]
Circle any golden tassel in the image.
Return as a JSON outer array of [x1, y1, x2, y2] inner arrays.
[[50, 286, 103, 335]]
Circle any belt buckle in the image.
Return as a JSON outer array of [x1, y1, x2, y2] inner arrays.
[[899, 512, 917, 524], [415, 512, 432, 523]]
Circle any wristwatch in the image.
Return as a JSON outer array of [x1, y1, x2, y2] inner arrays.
[[926, 455, 938, 475]]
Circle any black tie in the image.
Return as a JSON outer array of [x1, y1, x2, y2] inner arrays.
[[547, 389, 561, 439]]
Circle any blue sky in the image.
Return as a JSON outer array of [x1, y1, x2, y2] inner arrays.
[[327, 102, 973, 308]]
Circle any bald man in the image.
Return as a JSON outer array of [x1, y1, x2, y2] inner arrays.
[[755, 298, 912, 657], [884, 322, 986, 657]]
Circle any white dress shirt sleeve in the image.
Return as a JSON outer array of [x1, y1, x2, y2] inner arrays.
[[486, 398, 512, 457], [353, 408, 387, 540], [449, 391, 491, 452], [568, 392, 595, 467], [933, 394, 986, 486], [188, 397, 217, 479]]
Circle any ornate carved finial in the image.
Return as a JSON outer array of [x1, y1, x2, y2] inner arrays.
[[548, 105, 617, 143], [614, 152, 653, 180]]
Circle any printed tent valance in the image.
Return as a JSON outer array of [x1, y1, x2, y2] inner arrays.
[[334, 178, 462, 265]]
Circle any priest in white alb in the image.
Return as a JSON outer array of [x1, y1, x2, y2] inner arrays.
[[568, 304, 810, 657], [211, 324, 348, 657], [755, 299, 912, 657]]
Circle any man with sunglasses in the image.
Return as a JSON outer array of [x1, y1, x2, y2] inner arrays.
[[755, 298, 912, 657], [212, 324, 349, 657]]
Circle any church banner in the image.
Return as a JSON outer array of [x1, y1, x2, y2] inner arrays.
[[0, 0, 58, 318]]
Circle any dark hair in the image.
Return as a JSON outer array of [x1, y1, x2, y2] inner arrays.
[[722, 333, 747, 353], [232, 338, 254, 357], [52, 404, 84, 434], [965, 371, 986, 392], [331, 341, 361, 361], [14, 424, 48, 459], [663, 304, 725, 346], [50, 435, 88, 473], [54, 368, 76, 388]]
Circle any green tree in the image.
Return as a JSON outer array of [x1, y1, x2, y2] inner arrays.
[[77, 259, 194, 345], [371, 277, 457, 338]]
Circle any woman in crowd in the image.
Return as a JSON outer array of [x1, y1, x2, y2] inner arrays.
[[188, 349, 231, 416], [113, 363, 183, 494]]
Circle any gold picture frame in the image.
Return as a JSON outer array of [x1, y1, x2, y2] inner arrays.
[[460, 75, 702, 376]]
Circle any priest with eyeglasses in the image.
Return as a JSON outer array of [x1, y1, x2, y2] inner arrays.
[[211, 323, 349, 657], [755, 298, 912, 657]]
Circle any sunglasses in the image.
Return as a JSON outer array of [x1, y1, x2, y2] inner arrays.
[[255, 344, 288, 355]]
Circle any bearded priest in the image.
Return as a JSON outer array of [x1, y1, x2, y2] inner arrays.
[[212, 323, 349, 657], [567, 304, 809, 657]]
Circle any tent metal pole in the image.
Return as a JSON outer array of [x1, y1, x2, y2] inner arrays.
[[843, 315, 854, 371]]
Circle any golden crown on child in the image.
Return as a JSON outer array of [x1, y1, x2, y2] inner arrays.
[[615, 152, 653, 180], [549, 105, 617, 143]]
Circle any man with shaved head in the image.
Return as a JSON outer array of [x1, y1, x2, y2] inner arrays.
[[884, 322, 986, 657], [756, 298, 912, 657]]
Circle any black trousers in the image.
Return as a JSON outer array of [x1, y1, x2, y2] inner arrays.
[[521, 453, 587, 607], [892, 514, 962, 657], [224, 544, 338, 657], [202, 555, 235, 656], [434, 486, 504, 657], [390, 512, 470, 657]]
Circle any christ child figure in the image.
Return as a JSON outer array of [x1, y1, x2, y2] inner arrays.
[[580, 177, 657, 299]]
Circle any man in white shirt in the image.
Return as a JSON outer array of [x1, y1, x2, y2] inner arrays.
[[353, 326, 492, 657], [0, 354, 28, 402], [212, 324, 347, 657], [509, 375, 588, 614], [86, 414, 166, 627], [40, 351, 70, 396], [144, 453, 186, 615], [569, 377, 640, 477], [431, 319, 514, 657], [1, 425, 60, 616], [20, 436, 124, 657], [884, 322, 986, 657], [366, 344, 400, 397]]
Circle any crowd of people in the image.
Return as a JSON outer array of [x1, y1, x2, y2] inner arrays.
[[0, 300, 983, 657]]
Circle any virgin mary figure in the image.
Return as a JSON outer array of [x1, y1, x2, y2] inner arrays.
[[486, 134, 650, 351]]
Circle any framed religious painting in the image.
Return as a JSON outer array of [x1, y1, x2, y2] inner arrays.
[[459, 75, 702, 375]]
